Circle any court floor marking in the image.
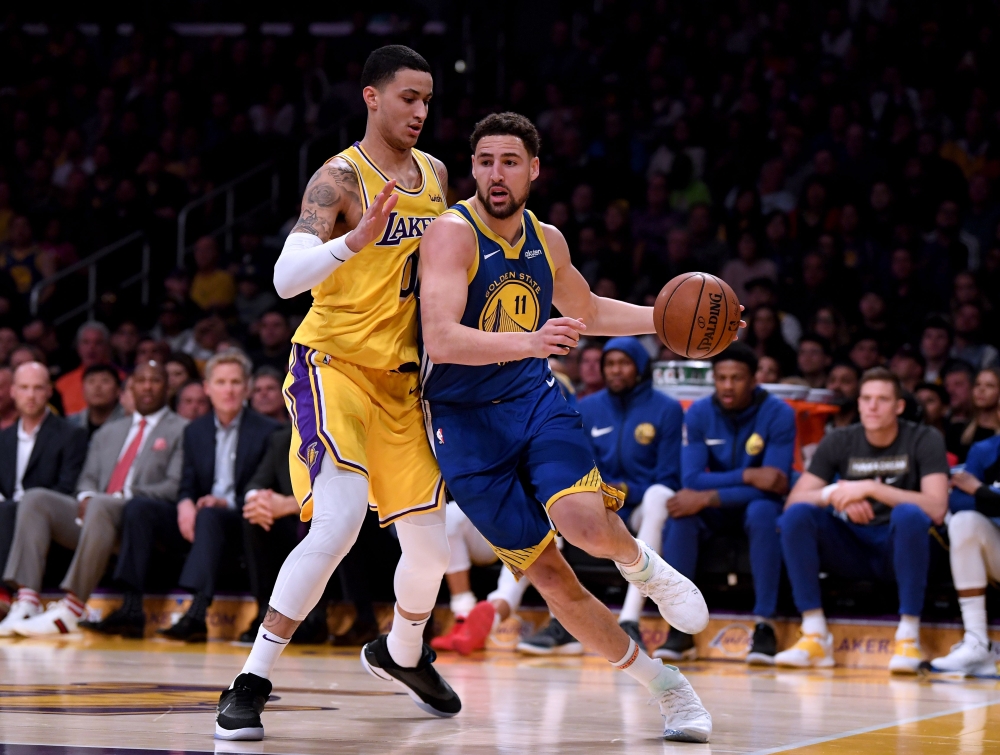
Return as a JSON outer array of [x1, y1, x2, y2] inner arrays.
[[748, 696, 1000, 754]]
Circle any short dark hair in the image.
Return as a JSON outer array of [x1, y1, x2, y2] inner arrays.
[[253, 365, 284, 383], [942, 358, 975, 379], [859, 366, 903, 399], [829, 359, 861, 380], [711, 341, 758, 374], [470, 112, 541, 158], [82, 363, 121, 387], [921, 315, 953, 340], [799, 332, 831, 356], [360, 45, 431, 90], [914, 381, 948, 404]]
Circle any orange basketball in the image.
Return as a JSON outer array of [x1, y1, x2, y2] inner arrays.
[[653, 273, 742, 358]]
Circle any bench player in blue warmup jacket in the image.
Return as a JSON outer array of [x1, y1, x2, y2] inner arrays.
[[419, 112, 715, 742], [659, 343, 796, 665], [576, 337, 684, 649], [930, 434, 1000, 675]]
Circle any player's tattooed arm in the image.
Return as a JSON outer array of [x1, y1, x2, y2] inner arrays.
[[290, 158, 363, 241]]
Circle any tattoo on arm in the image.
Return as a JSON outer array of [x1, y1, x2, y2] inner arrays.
[[290, 208, 330, 237], [290, 160, 362, 238]]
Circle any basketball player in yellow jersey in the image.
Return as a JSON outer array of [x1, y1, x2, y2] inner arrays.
[[216, 46, 458, 742]]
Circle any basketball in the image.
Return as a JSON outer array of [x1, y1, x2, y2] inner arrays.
[[653, 273, 742, 358]]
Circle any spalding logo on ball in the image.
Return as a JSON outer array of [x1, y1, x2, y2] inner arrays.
[[653, 273, 742, 359]]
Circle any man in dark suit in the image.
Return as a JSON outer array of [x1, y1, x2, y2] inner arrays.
[[0, 362, 87, 625], [93, 351, 280, 641]]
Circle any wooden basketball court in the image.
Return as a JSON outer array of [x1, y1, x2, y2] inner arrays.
[[2, 626, 999, 754]]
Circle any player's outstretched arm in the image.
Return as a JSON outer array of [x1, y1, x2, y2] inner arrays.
[[545, 225, 655, 337], [420, 215, 584, 365], [273, 159, 397, 299]]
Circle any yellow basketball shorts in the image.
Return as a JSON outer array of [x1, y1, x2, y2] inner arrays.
[[283, 344, 445, 525]]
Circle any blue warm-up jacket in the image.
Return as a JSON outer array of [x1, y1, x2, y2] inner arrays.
[[578, 378, 684, 517], [949, 434, 1000, 512], [682, 387, 796, 506]]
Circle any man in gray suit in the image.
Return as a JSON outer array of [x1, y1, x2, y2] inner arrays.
[[0, 361, 186, 636]]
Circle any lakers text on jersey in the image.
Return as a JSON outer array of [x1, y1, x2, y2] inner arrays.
[[285, 145, 446, 525]]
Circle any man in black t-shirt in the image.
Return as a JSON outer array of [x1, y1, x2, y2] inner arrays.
[[773, 368, 949, 673]]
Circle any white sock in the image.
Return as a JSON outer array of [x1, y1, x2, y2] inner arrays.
[[239, 624, 290, 681], [801, 609, 828, 637], [612, 638, 683, 692], [619, 585, 645, 624], [450, 591, 477, 619], [617, 539, 653, 581], [895, 614, 920, 642], [387, 603, 428, 668], [959, 595, 989, 646]]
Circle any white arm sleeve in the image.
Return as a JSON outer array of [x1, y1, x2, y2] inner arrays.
[[273, 232, 357, 299]]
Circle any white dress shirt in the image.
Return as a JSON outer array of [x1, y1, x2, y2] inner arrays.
[[78, 405, 170, 502], [12, 411, 48, 502], [212, 410, 242, 508]]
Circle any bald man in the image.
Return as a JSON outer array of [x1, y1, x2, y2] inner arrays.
[[0, 363, 87, 618], [0, 362, 186, 636]]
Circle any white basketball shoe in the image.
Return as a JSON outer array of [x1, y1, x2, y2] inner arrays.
[[617, 540, 709, 635]]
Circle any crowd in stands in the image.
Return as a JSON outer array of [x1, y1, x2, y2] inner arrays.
[[2, 2, 1000, 674]]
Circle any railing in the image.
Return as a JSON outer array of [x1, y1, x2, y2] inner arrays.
[[298, 118, 352, 194], [29, 231, 150, 326], [175, 161, 280, 268]]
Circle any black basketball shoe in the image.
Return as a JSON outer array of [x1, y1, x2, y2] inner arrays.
[[361, 635, 461, 717], [619, 620, 645, 649], [516, 618, 584, 655], [215, 672, 272, 740], [746, 622, 778, 665], [653, 627, 697, 661]]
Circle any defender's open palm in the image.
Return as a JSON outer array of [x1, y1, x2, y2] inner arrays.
[[345, 180, 398, 252]]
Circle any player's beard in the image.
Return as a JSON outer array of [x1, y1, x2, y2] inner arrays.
[[477, 181, 530, 220]]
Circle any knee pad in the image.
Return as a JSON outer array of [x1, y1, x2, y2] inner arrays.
[[948, 510, 988, 546], [394, 509, 450, 613]]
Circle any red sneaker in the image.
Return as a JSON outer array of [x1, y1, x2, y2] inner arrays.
[[452, 601, 496, 656], [430, 618, 465, 652]]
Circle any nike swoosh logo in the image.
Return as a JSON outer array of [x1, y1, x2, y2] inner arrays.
[[261, 633, 284, 644], [591, 426, 613, 437], [704, 439, 725, 446], [220, 703, 231, 715], [484, 250, 502, 259], [884, 476, 900, 485], [546, 377, 556, 387]]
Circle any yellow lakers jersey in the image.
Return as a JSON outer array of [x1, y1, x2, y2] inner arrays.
[[292, 143, 446, 371]]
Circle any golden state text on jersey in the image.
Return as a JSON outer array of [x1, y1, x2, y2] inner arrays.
[[419, 200, 556, 404], [292, 143, 445, 371]]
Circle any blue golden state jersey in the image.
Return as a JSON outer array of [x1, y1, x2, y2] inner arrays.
[[291, 143, 446, 371], [420, 200, 556, 405]]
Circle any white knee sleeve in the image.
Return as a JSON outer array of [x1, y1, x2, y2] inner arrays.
[[394, 505, 450, 615], [268, 456, 369, 621], [948, 510, 1000, 590], [634, 484, 674, 553]]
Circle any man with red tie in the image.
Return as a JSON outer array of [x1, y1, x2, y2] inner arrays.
[[0, 360, 187, 636]]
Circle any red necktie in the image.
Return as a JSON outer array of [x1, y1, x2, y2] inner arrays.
[[106, 418, 147, 495]]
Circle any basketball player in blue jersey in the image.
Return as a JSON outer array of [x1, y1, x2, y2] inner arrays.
[[215, 46, 459, 740], [419, 113, 716, 743]]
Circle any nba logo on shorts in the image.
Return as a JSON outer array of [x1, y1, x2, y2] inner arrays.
[[436, 428, 445, 444]]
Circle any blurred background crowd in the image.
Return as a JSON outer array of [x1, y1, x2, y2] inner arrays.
[[2, 1, 1000, 640]]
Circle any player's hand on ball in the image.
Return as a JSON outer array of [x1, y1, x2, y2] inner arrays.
[[530, 317, 586, 357], [733, 305, 747, 342], [345, 179, 399, 252]]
